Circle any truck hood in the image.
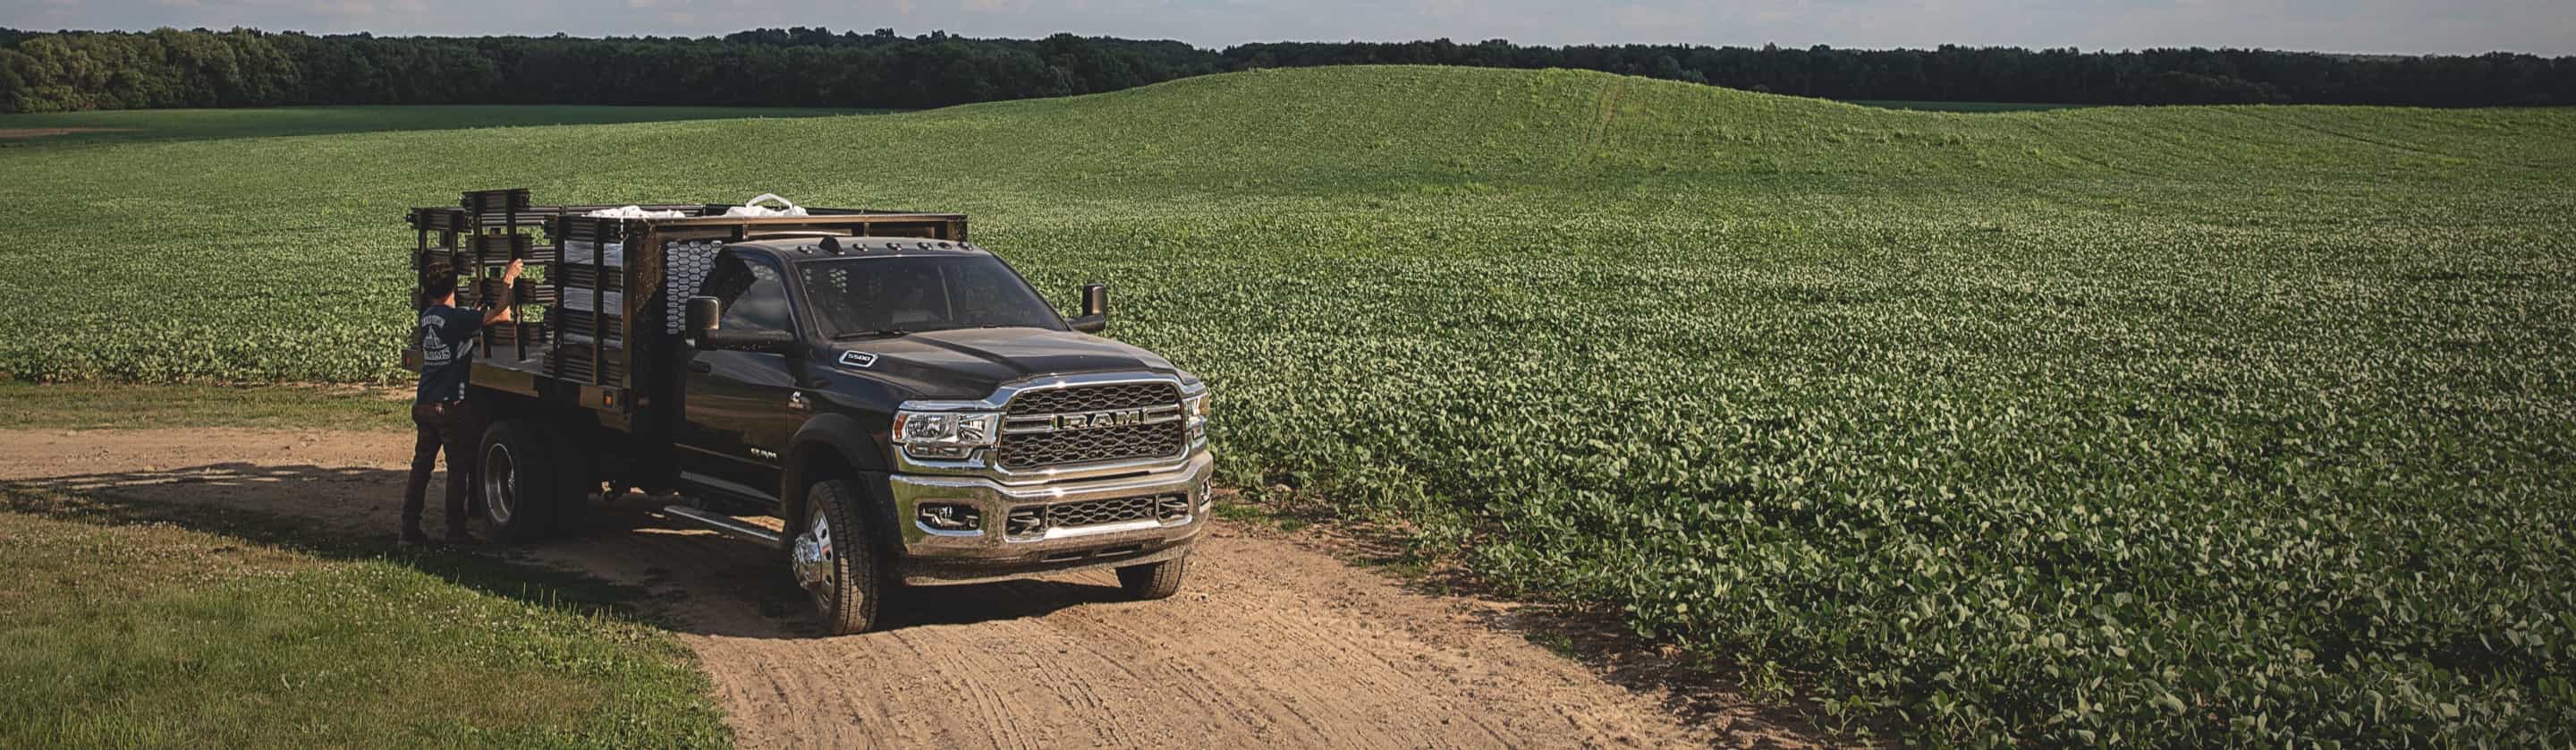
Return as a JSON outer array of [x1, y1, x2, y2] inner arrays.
[[823, 328, 1185, 401]]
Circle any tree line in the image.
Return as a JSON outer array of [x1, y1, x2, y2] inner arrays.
[[3, 26, 2569, 114]]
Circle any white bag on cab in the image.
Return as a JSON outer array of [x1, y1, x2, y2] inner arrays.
[[584, 205, 685, 218], [724, 193, 809, 217]]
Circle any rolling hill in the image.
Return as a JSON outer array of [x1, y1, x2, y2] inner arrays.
[[3, 65, 2572, 745]]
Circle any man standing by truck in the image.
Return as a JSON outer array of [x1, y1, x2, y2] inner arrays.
[[402, 258, 521, 545]]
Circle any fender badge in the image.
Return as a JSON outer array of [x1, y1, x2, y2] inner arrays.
[[838, 351, 877, 369]]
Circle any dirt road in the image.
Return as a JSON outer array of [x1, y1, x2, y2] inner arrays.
[[0, 429, 1818, 748]]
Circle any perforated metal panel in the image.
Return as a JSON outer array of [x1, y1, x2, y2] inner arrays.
[[664, 241, 723, 334]]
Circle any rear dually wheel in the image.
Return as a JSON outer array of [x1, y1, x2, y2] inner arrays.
[[476, 420, 556, 542]]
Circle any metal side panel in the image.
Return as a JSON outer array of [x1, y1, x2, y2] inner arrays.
[[469, 361, 541, 396]]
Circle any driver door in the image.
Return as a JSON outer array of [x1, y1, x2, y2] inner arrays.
[[680, 252, 803, 490]]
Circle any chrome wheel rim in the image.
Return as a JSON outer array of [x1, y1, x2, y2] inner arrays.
[[480, 442, 516, 525], [792, 504, 835, 608]]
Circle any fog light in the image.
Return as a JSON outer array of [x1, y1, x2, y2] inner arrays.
[[1006, 507, 1047, 538], [1157, 494, 1191, 522], [918, 503, 980, 532]]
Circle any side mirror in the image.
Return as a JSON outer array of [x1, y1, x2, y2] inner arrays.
[[684, 296, 720, 336], [685, 295, 796, 353], [1070, 283, 1108, 334]]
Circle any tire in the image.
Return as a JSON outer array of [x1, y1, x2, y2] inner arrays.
[[476, 420, 557, 543], [1116, 556, 1188, 601], [791, 479, 881, 635], [546, 426, 596, 535]]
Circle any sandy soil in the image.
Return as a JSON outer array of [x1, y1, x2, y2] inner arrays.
[[0, 428, 1828, 749], [0, 127, 140, 141]]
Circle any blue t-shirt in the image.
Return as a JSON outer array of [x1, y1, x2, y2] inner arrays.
[[415, 304, 485, 403]]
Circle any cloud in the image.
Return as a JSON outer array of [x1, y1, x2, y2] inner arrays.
[[311, 0, 377, 15], [1411, 0, 1467, 17]]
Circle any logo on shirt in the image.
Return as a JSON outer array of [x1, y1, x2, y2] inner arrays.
[[419, 313, 455, 367]]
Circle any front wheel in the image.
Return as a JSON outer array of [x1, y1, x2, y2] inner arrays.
[[792, 480, 881, 635], [1116, 556, 1188, 600]]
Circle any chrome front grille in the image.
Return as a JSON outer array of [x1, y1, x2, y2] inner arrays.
[[998, 422, 1186, 470], [1006, 494, 1189, 539], [1007, 382, 1179, 415], [996, 382, 1187, 470]]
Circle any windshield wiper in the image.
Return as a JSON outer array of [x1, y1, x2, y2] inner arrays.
[[835, 328, 911, 340]]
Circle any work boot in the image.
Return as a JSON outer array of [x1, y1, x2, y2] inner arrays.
[[399, 528, 433, 547], [441, 530, 484, 546]]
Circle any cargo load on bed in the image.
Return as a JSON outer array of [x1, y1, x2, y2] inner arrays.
[[406, 189, 968, 419]]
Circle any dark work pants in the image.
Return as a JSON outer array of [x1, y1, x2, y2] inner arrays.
[[403, 401, 477, 536]]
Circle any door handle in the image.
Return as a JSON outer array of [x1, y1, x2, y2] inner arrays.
[[687, 361, 713, 373]]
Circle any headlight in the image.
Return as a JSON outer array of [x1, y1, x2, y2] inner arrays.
[[893, 410, 999, 460], [1182, 392, 1209, 440]]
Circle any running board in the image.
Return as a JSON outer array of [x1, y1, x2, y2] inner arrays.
[[677, 470, 781, 506], [662, 505, 783, 545]]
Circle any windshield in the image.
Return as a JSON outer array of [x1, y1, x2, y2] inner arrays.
[[797, 255, 1068, 337]]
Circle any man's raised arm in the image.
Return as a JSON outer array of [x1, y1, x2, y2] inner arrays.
[[481, 259, 524, 325]]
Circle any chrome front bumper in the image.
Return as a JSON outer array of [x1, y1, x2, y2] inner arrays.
[[886, 451, 1214, 585]]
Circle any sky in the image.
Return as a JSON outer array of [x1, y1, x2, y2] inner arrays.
[[4, 0, 2570, 56]]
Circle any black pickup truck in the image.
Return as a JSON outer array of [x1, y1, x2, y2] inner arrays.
[[405, 190, 1212, 634]]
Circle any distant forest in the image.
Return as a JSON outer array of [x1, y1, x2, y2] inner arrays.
[[3, 26, 2570, 114]]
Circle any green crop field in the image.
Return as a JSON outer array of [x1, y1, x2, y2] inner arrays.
[[3, 65, 2572, 745], [1845, 99, 2094, 112], [0, 104, 873, 148]]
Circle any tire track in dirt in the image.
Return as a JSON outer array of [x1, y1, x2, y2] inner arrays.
[[0, 429, 1829, 748]]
